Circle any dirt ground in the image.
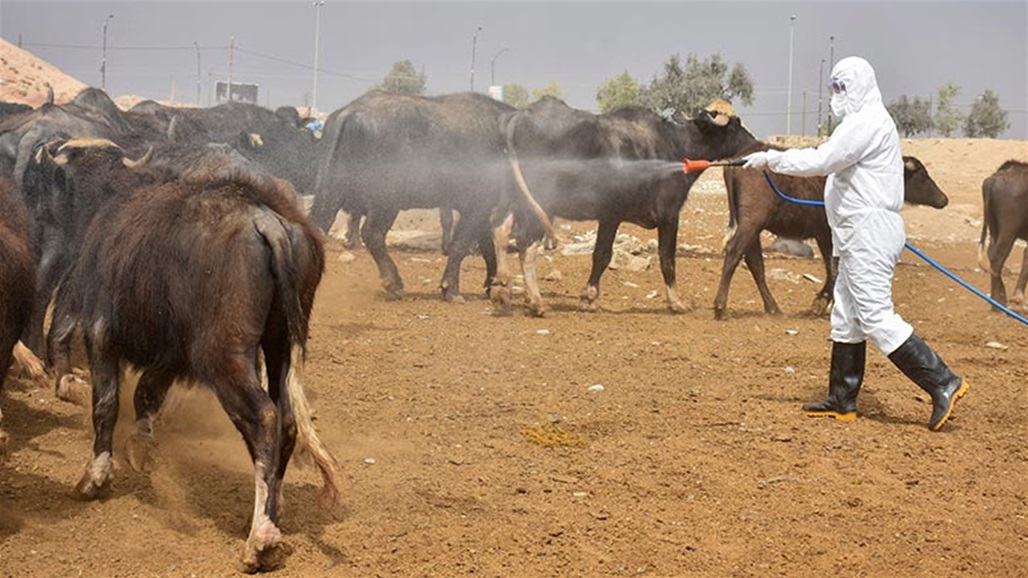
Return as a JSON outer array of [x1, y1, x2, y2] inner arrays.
[[2, 138, 1027, 577]]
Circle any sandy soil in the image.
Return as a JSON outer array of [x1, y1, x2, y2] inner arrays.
[[2, 138, 1028, 577]]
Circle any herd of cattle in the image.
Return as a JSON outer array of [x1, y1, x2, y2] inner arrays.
[[0, 86, 1025, 571]]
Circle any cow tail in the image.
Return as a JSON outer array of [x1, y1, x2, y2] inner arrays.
[[255, 213, 341, 506], [721, 168, 739, 254], [977, 178, 992, 274], [505, 112, 558, 246], [308, 110, 350, 233]]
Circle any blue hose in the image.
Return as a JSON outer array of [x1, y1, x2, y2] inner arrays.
[[762, 171, 1028, 326]]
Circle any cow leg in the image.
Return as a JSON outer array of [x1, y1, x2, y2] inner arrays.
[[1011, 245, 1028, 308], [742, 240, 781, 316], [439, 211, 480, 303], [580, 220, 619, 312], [521, 240, 545, 317], [656, 216, 688, 313], [125, 365, 176, 473], [47, 292, 89, 406], [714, 230, 750, 319], [345, 213, 363, 250], [361, 209, 404, 298], [209, 355, 284, 573], [476, 222, 498, 294], [440, 207, 455, 255], [74, 343, 120, 500], [0, 330, 17, 460], [489, 212, 516, 314], [987, 232, 1016, 307], [810, 235, 836, 316], [262, 339, 296, 520]]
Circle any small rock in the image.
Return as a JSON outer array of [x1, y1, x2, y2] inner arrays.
[[587, 384, 605, 393], [543, 269, 563, 282], [784, 366, 796, 375], [986, 341, 1009, 350], [363, 458, 376, 465], [784, 329, 799, 336], [337, 251, 356, 263], [536, 329, 551, 336]]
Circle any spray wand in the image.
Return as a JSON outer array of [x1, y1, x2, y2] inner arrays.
[[681, 158, 746, 174]]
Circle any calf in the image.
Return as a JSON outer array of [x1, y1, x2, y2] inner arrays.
[[34, 139, 339, 572], [0, 175, 34, 458], [978, 160, 1028, 309], [714, 145, 948, 319]]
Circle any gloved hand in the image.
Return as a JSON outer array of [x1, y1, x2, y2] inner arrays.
[[742, 151, 771, 170]]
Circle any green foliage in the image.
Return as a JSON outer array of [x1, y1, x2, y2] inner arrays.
[[596, 71, 641, 113], [372, 60, 427, 95], [502, 83, 530, 109], [530, 81, 564, 102], [934, 81, 964, 137], [638, 53, 754, 118], [887, 95, 934, 137], [963, 90, 1009, 138]]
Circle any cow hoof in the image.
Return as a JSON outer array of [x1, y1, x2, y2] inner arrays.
[[73, 470, 111, 501], [13, 342, 46, 381], [240, 520, 284, 573], [713, 308, 727, 321], [577, 299, 599, 313], [125, 433, 156, 473], [526, 302, 547, 318], [809, 297, 831, 317], [441, 288, 465, 303], [56, 374, 90, 406]]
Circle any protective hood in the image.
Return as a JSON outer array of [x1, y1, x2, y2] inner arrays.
[[830, 56, 883, 118]]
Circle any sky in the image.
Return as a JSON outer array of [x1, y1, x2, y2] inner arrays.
[[2, 0, 1026, 140]]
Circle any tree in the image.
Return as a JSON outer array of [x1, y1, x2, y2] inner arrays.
[[963, 89, 1009, 138], [887, 95, 934, 137], [595, 71, 641, 113], [530, 81, 564, 102], [638, 53, 754, 118], [373, 60, 427, 95], [934, 81, 964, 137], [502, 83, 530, 108]]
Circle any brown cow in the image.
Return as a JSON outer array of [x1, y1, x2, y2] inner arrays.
[[714, 143, 948, 319], [978, 160, 1028, 309], [32, 139, 339, 572], [0, 175, 34, 458]]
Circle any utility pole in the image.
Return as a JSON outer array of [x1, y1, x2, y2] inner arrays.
[[490, 47, 509, 86], [470, 26, 482, 92], [827, 35, 835, 133], [194, 41, 201, 105], [227, 36, 234, 102], [818, 58, 824, 136], [101, 13, 114, 90], [311, 1, 325, 115], [786, 14, 796, 135]]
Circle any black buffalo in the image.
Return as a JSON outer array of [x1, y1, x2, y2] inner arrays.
[[978, 160, 1028, 309], [0, 175, 34, 457], [33, 139, 339, 571], [715, 147, 949, 319], [493, 97, 758, 316], [309, 91, 516, 301]]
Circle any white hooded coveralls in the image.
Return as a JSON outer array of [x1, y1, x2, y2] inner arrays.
[[762, 56, 913, 355]]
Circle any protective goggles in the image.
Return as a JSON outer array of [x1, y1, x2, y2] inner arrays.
[[829, 78, 846, 94]]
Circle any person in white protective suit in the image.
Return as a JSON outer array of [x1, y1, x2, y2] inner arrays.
[[742, 56, 969, 431]]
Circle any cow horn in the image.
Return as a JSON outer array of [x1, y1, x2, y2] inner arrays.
[[58, 138, 123, 152], [704, 99, 736, 127], [123, 145, 154, 168], [167, 115, 180, 143]]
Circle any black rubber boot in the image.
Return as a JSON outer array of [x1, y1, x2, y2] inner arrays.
[[803, 341, 866, 421], [887, 333, 969, 431]]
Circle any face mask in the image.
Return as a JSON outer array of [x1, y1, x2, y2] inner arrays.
[[830, 93, 846, 118]]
